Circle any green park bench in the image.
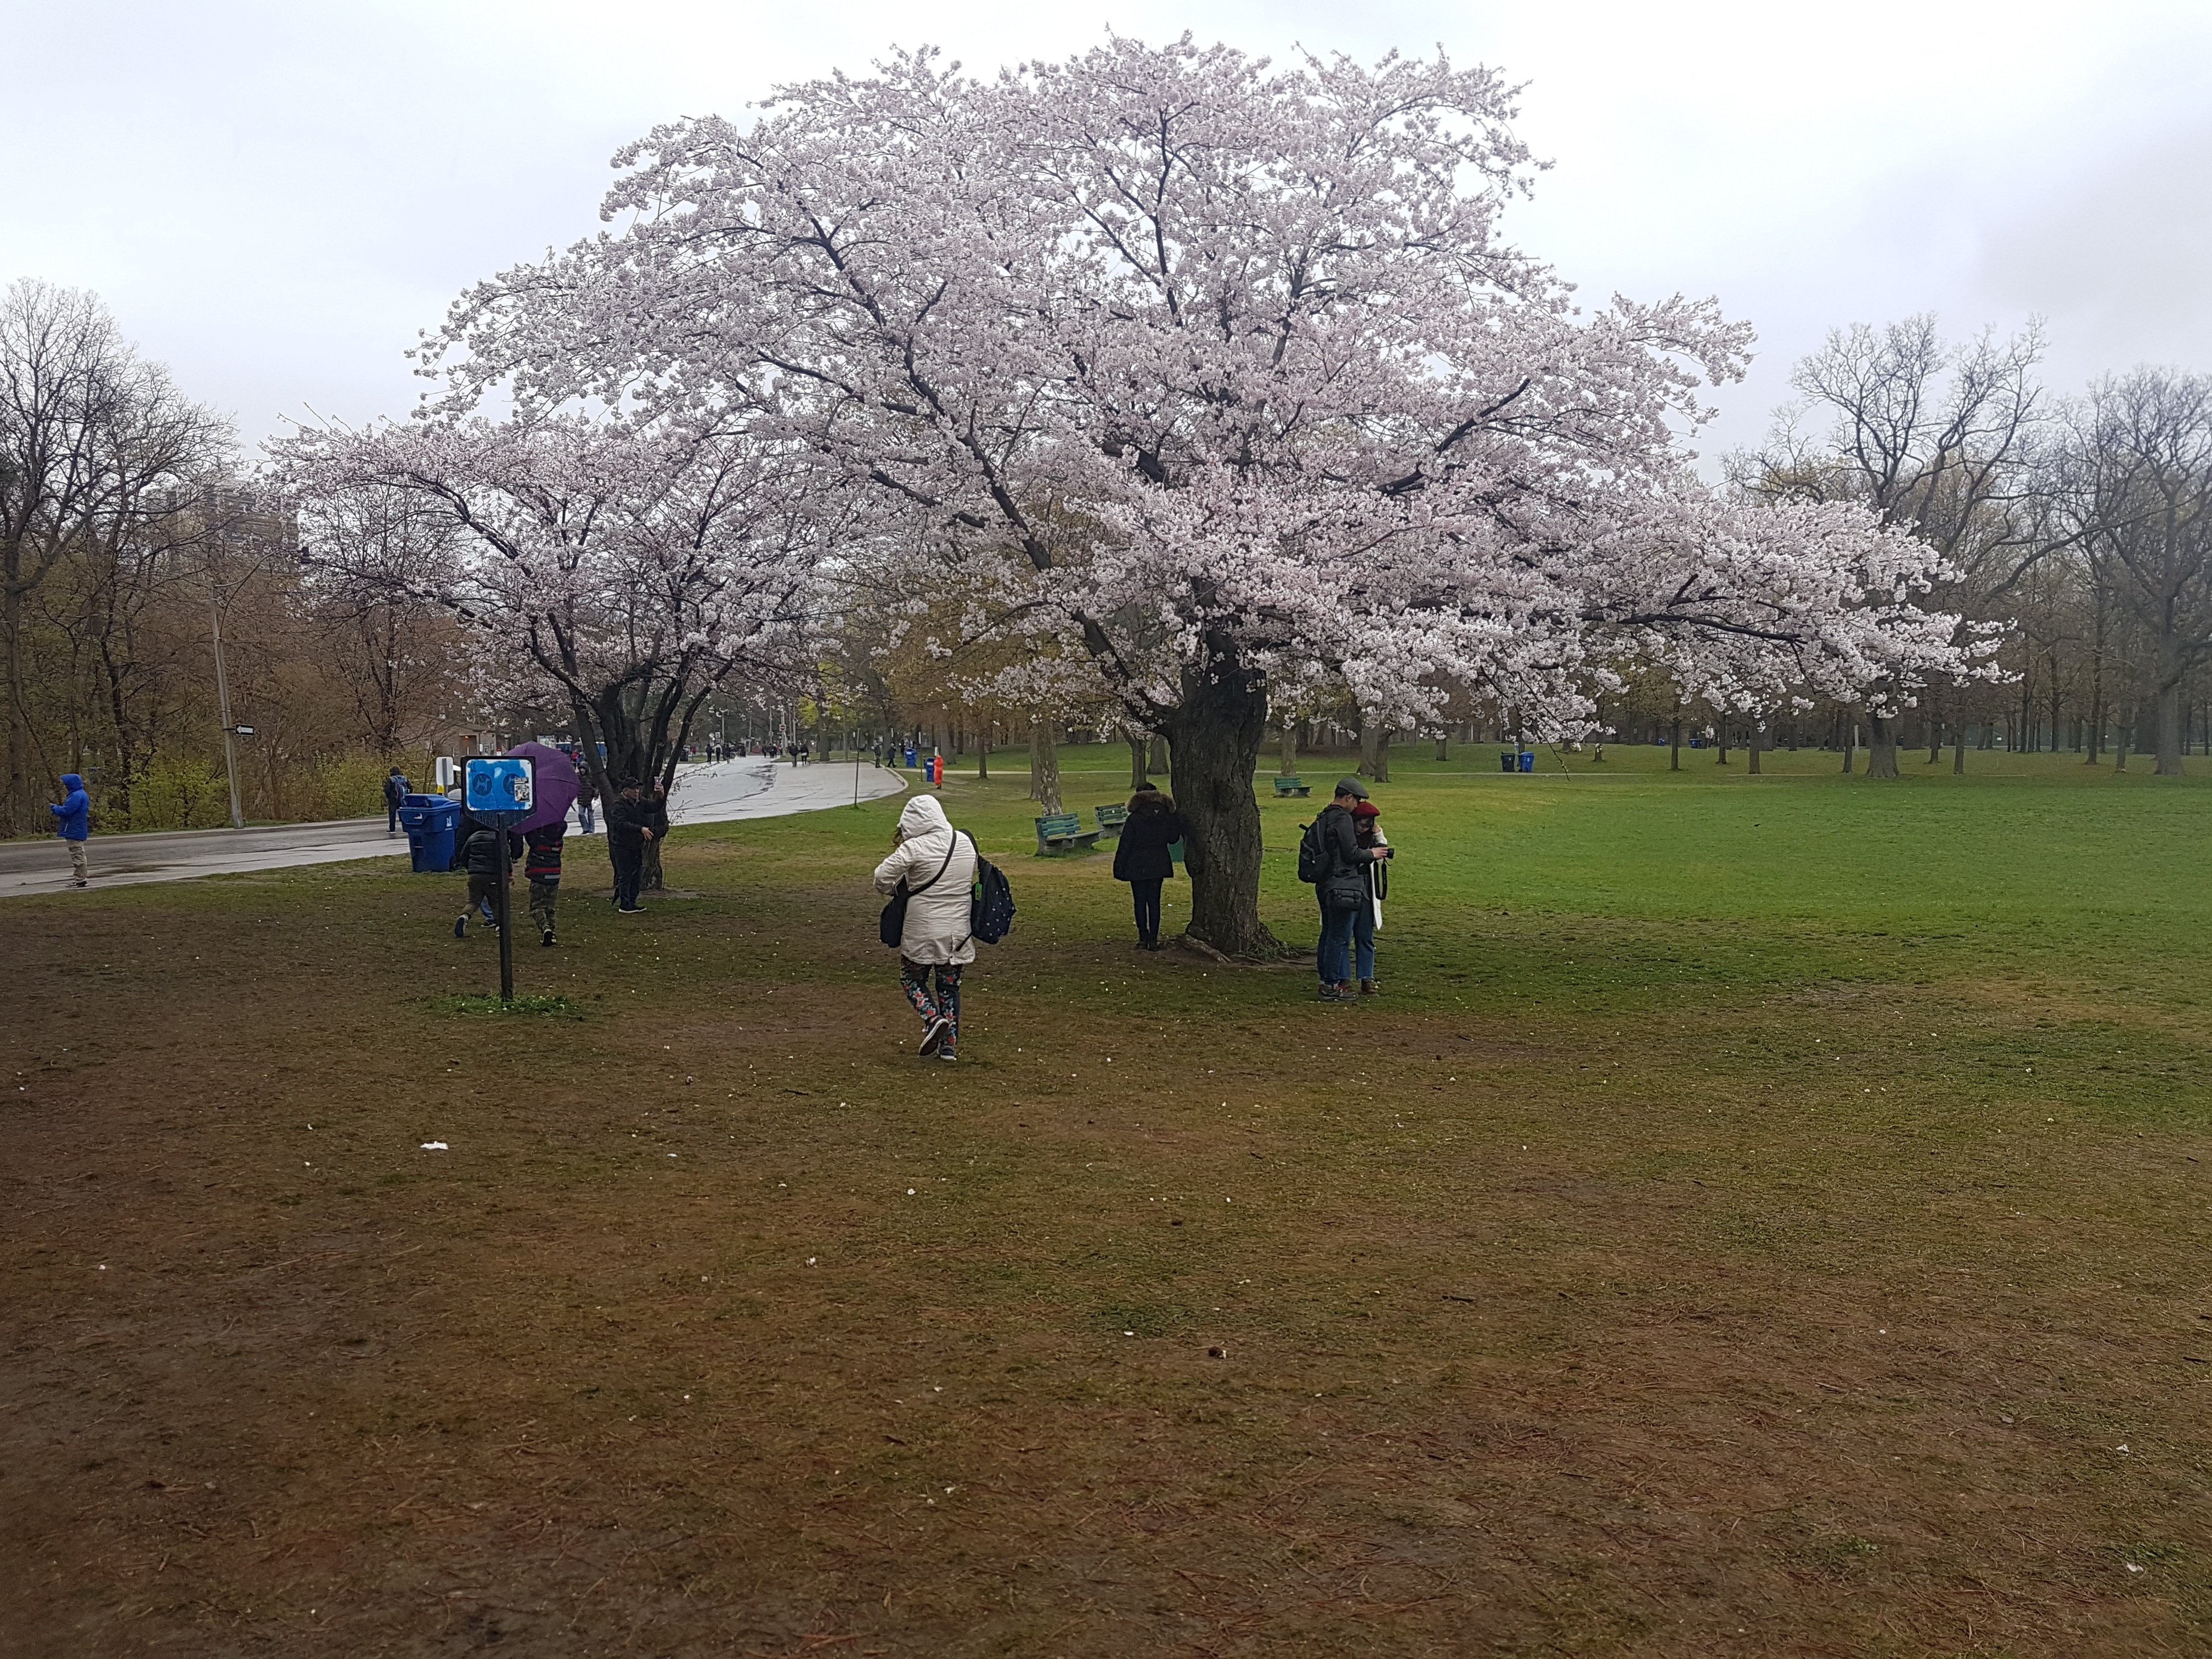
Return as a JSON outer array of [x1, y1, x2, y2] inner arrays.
[[1094, 803, 1130, 837], [1272, 775, 1311, 797], [1035, 812, 1099, 855]]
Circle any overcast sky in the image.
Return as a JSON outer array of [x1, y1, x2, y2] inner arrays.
[[5, 0, 2209, 466]]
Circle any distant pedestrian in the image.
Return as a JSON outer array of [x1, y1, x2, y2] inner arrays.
[[452, 822, 522, 939], [1304, 777, 1392, 1002], [524, 821, 566, 946], [383, 767, 409, 834], [607, 781, 654, 914], [49, 772, 91, 888], [575, 781, 596, 836], [873, 794, 978, 1062], [1351, 798, 1390, 995], [1111, 786, 1186, 951]]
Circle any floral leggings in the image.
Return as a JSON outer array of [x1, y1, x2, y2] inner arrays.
[[900, 958, 962, 1054]]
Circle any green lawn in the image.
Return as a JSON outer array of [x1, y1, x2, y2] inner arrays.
[[5, 746, 2209, 1656]]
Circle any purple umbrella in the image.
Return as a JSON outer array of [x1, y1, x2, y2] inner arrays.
[[507, 741, 580, 833]]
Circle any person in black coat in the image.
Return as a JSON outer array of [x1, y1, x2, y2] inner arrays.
[[606, 781, 657, 914], [1111, 787, 1188, 950]]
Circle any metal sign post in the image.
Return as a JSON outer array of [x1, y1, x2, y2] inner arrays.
[[464, 756, 536, 1002]]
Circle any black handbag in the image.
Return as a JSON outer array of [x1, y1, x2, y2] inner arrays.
[[879, 834, 961, 948], [1320, 868, 1367, 913]]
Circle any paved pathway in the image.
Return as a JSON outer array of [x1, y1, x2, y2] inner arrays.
[[0, 757, 907, 899]]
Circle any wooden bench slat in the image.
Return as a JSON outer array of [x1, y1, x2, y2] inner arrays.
[[1035, 812, 1099, 855]]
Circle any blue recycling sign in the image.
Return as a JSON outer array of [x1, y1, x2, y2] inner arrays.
[[464, 755, 535, 821]]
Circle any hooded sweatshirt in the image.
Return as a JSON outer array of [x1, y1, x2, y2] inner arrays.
[[872, 793, 977, 966], [51, 775, 90, 841]]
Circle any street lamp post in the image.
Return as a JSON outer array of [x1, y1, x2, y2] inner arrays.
[[208, 579, 244, 830]]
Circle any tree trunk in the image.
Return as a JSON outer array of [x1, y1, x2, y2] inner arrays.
[[1927, 715, 1942, 765], [1029, 718, 1061, 814], [2155, 658, 2186, 776], [641, 834, 664, 891], [2115, 705, 2131, 771], [1953, 726, 1967, 775], [1669, 716, 1681, 771], [1165, 653, 1278, 958], [977, 729, 989, 781], [1128, 731, 1149, 791], [1747, 725, 1762, 774], [1842, 720, 1855, 775], [1357, 719, 1392, 783], [1860, 712, 1899, 778], [1278, 716, 1298, 779], [1150, 733, 1170, 776], [1434, 734, 1448, 761], [3, 583, 27, 834]]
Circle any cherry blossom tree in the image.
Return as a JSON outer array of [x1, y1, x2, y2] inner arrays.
[[418, 35, 1982, 953], [275, 416, 834, 799]]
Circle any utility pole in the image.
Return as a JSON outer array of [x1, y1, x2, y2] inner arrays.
[[208, 579, 245, 830]]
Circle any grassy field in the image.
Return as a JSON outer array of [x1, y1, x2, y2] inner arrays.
[[5, 744, 2211, 1657]]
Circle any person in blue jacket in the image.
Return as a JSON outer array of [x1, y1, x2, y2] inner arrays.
[[50, 773, 91, 887]]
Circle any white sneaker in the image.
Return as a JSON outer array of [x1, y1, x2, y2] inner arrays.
[[917, 1015, 947, 1057]]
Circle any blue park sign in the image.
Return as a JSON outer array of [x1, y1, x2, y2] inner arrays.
[[464, 755, 535, 823]]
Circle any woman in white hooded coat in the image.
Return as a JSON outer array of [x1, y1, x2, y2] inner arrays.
[[872, 793, 978, 1060]]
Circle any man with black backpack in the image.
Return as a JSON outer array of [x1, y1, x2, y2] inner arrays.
[[1299, 777, 1393, 1002]]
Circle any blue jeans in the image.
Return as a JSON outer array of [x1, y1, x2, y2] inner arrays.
[[1318, 899, 1375, 983], [1318, 902, 1354, 983]]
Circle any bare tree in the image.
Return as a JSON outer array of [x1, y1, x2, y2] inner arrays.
[[1734, 314, 2045, 776], [0, 280, 229, 830], [301, 482, 467, 754], [2051, 369, 2212, 776]]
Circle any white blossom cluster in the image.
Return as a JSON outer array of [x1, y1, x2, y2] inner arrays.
[[391, 37, 1985, 743]]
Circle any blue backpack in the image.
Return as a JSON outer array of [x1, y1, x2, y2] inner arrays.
[[970, 853, 1017, 944]]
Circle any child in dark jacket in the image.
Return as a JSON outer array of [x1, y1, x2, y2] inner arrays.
[[524, 823, 566, 946], [1111, 787, 1187, 950], [453, 825, 523, 939]]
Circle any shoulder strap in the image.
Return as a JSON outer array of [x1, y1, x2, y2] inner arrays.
[[909, 832, 961, 895]]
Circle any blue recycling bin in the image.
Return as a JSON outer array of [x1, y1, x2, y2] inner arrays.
[[1517, 749, 1535, 773], [398, 793, 460, 874], [904, 746, 918, 768]]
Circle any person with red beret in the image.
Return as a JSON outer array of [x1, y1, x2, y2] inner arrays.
[[1350, 798, 1390, 995]]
